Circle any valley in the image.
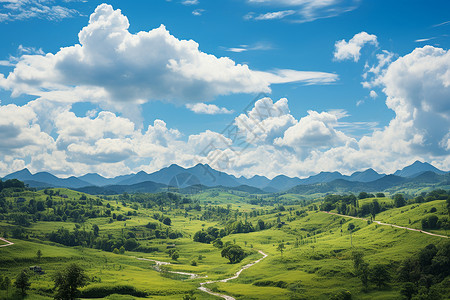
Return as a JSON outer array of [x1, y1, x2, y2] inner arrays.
[[0, 175, 449, 299]]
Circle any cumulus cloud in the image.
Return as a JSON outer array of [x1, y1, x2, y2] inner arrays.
[[274, 110, 354, 153], [369, 46, 450, 156], [186, 103, 234, 114], [235, 97, 297, 145], [0, 104, 52, 154], [0, 3, 337, 114], [334, 32, 378, 62]]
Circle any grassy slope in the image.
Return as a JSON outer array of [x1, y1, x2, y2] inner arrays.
[[1, 189, 449, 299]]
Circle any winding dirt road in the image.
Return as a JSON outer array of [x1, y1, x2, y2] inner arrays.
[[136, 257, 203, 279], [322, 211, 449, 239], [138, 250, 268, 300], [0, 237, 14, 247], [198, 250, 268, 300]]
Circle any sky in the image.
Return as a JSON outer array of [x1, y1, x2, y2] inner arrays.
[[0, 0, 449, 179]]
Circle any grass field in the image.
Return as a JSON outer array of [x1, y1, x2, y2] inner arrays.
[[1, 187, 449, 299]]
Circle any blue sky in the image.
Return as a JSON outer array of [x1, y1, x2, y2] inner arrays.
[[0, 0, 449, 178]]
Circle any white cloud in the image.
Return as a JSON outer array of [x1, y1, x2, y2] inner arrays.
[[227, 47, 248, 53], [246, 0, 359, 23], [186, 103, 234, 115], [371, 46, 450, 156], [192, 8, 204, 16], [369, 90, 377, 98], [0, 3, 337, 115], [0, 0, 79, 22], [226, 42, 272, 52], [432, 20, 450, 27], [274, 110, 354, 154], [256, 69, 338, 85], [334, 32, 378, 62], [235, 97, 297, 145], [253, 10, 295, 20], [181, 0, 199, 5], [361, 50, 394, 89], [0, 104, 52, 154], [415, 37, 437, 43]]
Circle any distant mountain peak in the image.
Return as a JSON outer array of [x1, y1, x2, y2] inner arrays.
[[2, 168, 33, 181], [394, 161, 445, 178]]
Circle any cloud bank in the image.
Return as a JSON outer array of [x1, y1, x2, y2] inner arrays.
[[0, 4, 337, 115]]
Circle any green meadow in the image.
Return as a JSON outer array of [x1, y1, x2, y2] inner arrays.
[[0, 183, 449, 299]]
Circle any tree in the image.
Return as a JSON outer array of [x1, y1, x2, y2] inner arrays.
[[277, 243, 285, 258], [347, 223, 355, 247], [358, 262, 370, 290], [351, 251, 364, 271], [54, 263, 88, 300], [400, 282, 417, 300], [92, 224, 99, 237], [358, 192, 369, 199], [171, 251, 179, 261], [212, 238, 223, 248], [221, 245, 246, 264], [162, 217, 172, 226], [37, 249, 42, 263], [394, 194, 406, 208], [351, 251, 369, 289], [446, 197, 450, 216], [370, 200, 380, 219], [14, 270, 31, 296], [2, 276, 11, 298], [370, 264, 391, 289]]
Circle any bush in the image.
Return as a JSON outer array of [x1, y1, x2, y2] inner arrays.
[[252, 280, 288, 288], [329, 290, 352, 300], [80, 285, 147, 298], [135, 246, 159, 253]]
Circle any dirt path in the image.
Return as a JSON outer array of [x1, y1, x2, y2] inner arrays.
[[137, 250, 268, 300], [198, 250, 268, 300], [0, 237, 14, 247], [136, 257, 202, 279], [322, 211, 449, 239]]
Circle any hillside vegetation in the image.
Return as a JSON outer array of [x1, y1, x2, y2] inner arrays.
[[0, 179, 449, 299]]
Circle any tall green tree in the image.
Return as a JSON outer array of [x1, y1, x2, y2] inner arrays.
[[14, 270, 31, 296], [36, 249, 42, 263], [347, 223, 355, 247], [370, 264, 391, 289], [277, 243, 285, 258], [1, 276, 11, 298], [394, 194, 406, 208], [53, 263, 88, 300]]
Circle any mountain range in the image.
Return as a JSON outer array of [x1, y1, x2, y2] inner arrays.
[[2, 160, 448, 194]]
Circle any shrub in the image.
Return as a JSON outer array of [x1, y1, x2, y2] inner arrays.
[[80, 285, 147, 298]]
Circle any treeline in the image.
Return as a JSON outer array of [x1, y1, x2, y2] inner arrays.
[[193, 219, 273, 244], [0, 193, 107, 225], [398, 242, 450, 299], [47, 222, 178, 253], [113, 192, 193, 209], [320, 189, 450, 220], [0, 179, 26, 192], [350, 241, 450, 299]]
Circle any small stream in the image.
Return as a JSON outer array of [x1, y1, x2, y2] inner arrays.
[[137, 250, 268, 300], [198, 250, 268, 300]]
